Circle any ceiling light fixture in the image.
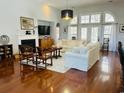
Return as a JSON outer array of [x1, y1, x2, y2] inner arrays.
[[61, 0, 73, 20]]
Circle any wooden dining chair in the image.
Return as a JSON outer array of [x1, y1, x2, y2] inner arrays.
[[36, 47, 53, 69], [18, 45, 35, 68]]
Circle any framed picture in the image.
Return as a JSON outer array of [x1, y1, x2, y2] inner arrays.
[[119, 24, 124, 33], [20, 17, 34, 30]]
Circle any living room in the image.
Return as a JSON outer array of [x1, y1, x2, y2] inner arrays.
[[0, 0, 124, 93]]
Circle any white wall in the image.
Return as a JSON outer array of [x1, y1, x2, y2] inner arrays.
[[35, 3, 60, 22], [35, 4, 61, 42], [0, 0, 60, 54], [60, 2, 124, 45]]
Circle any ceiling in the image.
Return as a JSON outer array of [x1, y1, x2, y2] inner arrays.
[[36, 0, 123, 9]]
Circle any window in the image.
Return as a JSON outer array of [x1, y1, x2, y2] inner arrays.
[[70, 16, 77, 24], [105, 13, 114, 22], [68, 16, 78, 39], [68, 26, 77, 39], [68, 13, 115, 46], [91, 27, 99, 42], [81, 27, 87, 40], [104, 25, 112, 38], [81, 15, 90, 24], [91, 14, 101, 23]]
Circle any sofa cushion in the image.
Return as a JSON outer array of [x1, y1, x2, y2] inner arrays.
[[62, 40, 68, 45], [76, 40, 83, 45], [80, 47, 88, 54], [79, 44, 85, 48], [68, 40, 77, 46], [71, 47, 80, 54]]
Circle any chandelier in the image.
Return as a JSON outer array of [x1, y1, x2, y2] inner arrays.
[[61, 0, 73, 20]]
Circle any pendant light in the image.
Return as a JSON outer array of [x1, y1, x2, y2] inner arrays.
[[61, 0, 73, 20]]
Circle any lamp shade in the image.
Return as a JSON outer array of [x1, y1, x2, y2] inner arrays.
[[61, 9, 73, 20]]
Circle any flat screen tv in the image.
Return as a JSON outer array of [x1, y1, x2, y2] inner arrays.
[[38, 25, 50, 35]]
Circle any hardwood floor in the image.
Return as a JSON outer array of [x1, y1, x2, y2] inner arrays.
[[0, 52, 123, 93]]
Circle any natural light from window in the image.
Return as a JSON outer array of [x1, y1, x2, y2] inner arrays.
[[91, 27, 99, 42], [104, 25, 112, 38], [81, 27, 87, 40], [105, 13, 115, 22], [91, 14, 101, 23], [68, 26, 77, 40], [68, 12, 115, 42], [81, 15, 90, 24]]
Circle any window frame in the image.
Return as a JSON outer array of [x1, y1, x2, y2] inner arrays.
[[104, 13, 115, 23], [80, 15, 90, 24], [90, 14, 101, 23], [80, 27, 88, 40], [67, 12, 115, 41], [91, 27, 99, 42], [68, 26, 78, 40]]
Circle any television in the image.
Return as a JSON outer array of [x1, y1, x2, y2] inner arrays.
[[38, 25, 50, 35]]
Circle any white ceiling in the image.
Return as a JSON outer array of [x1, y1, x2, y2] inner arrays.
[[36, 0, 123, 9]]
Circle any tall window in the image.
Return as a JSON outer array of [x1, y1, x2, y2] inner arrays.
[[67, 12, 115, 49], [91, 14, 101, 23], [81, 27, 87, 40], [81, 15, 90, 24], [91, 27, 99, 42], [104, 25, 112, 38], [105, 13, 114, 23], [68, 26, 77, 40]]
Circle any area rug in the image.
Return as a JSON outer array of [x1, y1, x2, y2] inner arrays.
[[21, 57, 70, 73], [47, 57, 70, 73]]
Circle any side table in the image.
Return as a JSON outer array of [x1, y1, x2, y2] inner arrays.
[[52, 47, 62, 59]]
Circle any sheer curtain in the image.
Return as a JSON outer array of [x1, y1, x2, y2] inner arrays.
[[109, 24, 116, 52]]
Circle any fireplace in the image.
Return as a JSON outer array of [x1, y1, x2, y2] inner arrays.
[[21, 39, 36, 52]]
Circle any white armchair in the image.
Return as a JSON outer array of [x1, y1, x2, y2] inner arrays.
[[64, 42, 100, 71]]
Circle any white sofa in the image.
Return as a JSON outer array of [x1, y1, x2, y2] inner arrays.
[[56, 39, 87, 53], [63, 42, 100, 72]]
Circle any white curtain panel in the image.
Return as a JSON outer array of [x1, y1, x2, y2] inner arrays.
[[109, 24, 116, 52]]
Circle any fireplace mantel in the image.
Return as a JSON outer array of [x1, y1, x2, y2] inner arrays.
[[18, 35, 39, 46], [18, 35, 38, 40]]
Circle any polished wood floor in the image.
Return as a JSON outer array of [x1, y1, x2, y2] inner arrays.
[[0, 52, 123, 93]]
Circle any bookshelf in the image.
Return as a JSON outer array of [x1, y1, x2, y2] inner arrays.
[[0, 44, 13, 60]]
